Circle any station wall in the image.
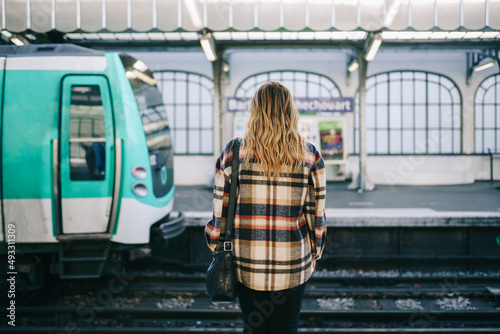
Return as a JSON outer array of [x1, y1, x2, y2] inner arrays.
[[129, 47, 499, 185]]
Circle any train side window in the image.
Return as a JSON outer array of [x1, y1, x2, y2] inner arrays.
[[69, 85, 106, 181]]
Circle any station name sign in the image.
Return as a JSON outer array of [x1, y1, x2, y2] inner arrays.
[[227, 97, 354, 113]]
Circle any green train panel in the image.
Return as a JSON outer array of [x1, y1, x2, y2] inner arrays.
[[0, 44, 181, 249]]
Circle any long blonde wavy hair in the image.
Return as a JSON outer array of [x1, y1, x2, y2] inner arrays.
[[244, 81, 307, 177]]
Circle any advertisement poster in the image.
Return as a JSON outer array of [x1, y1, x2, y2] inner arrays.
[[318, 119, 344, 162], [298, 116, 320, 147], [233, 116, 345, 164], [233, 115, 248, 138]]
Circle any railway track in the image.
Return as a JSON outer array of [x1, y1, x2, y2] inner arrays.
[[5, 272, 499, 334], [4, 302, 500, 333], [47, 270, 500, 295], [4, 274, 496, 332]]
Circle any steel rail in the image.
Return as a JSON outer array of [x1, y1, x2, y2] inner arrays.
[[55, 273, 500, 294], [4, 328, 500, 333]]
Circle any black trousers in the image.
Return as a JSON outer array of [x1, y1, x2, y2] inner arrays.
[[236, 281, 307, 334]]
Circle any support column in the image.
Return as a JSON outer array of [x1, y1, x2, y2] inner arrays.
[[219, 50, 227, 151], [348, 49, 373, 191], [212, 49, 225, 157], [358, 49, 368, 190], [462, 84, 475, 154]]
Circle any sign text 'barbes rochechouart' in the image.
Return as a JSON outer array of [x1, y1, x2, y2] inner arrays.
[[227, 97, 354, 113]]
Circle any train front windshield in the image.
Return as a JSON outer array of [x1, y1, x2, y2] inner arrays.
[[120, 54, 174, 197]]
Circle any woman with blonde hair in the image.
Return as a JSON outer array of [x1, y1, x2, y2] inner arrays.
[[205, 81, 327, 334]]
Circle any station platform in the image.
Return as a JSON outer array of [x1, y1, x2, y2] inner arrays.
[[173, 181, 500, 226]]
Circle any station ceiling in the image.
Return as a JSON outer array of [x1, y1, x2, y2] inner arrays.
[[2, 0, 500, 47]]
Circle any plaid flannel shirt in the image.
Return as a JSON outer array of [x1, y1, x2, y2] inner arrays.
[[205, 138, 327, 291]]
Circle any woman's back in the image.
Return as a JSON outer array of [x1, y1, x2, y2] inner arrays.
[[211, 138, 326, 291], [205, 81, 327, 334]]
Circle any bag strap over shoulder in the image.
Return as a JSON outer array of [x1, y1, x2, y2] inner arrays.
[[223, 139, 240, 251]]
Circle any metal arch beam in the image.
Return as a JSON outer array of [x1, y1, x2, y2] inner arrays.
[[63, 36, 500, 50]]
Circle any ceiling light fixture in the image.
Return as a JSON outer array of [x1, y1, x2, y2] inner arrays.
[[347, 58, 359, 72], [199, 32, 217, 62], [364, 33, 382, 61], [472, 57, 497, 72], [10, 37, 25, 46]]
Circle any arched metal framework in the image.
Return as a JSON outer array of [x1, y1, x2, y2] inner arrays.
[[154, 71, 214, 155], [475, 74, 500, 154], [235, 70, 341, 99], [355, 71, 462, 155]]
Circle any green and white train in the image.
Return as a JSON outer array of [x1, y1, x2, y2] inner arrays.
[[0, 44, 183, 289]]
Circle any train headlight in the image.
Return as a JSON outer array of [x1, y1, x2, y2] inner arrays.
[[132, 182, 148, 197], [132, 166, 147, 179]]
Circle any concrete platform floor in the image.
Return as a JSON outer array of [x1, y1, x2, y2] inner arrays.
[[174, 181, 500, 213]]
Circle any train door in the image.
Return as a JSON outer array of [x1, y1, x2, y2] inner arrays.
[[58, 76, 115, 235]]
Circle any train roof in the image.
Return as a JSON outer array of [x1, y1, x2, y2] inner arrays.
[[0, 44, 105, 57]]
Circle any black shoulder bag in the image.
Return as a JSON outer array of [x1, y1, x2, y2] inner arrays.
[[206, 140, 239, 302]]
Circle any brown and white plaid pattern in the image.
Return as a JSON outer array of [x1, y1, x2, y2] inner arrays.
[[205, 138, 327, 291]]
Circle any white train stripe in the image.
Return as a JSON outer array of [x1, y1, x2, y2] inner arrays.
[[2, 197, 175, 244], [3, 198, 57, 243], [112, 197, 174, 244], [62, 197, 112, 234]]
